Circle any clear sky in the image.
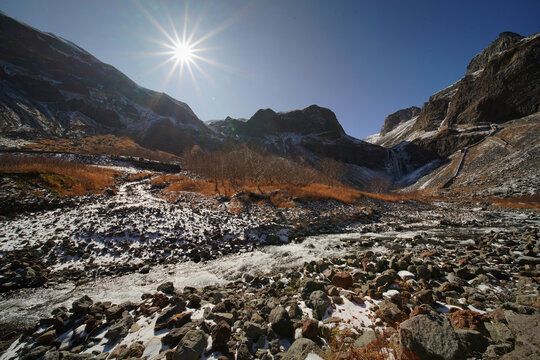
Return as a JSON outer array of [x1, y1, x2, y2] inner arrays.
[[1, 0, 539, 138]]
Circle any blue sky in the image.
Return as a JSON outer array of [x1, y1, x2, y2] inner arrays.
[[2, 0, 539, 138]]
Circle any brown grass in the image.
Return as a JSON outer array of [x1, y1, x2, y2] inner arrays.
[[151, 174, 426, 205], [0, 155, 119, 196], [489, 194, 540, 210], [325, 327, 400, 360], [24, 135, 178, 162]]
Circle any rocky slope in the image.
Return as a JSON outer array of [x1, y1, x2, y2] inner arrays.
[[0, 12, 214, 155], [366, 31, 540, 193]]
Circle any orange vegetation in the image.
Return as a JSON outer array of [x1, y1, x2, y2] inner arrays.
[[0, 155, 119, 196], [24, 135, 178, 162], [151, 174, 425, 205], [489, 194, 540, 210]]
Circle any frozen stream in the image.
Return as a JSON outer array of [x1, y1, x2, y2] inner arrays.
[[1, 218, 535, 326]]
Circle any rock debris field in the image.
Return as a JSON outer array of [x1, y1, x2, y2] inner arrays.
[[0, 166, 539, 359]]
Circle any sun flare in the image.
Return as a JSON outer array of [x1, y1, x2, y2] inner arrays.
[[173, 41, 193, 63]]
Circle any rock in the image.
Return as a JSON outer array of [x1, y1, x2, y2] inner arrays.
[[456, 329, 489, 356], [501, 313, 540, 359], [236, 343, 253, 360], [269, 306, 293, 338], [155, 303, 186, 331], [283, 338, 324, 360], [157, 281, 175, 294], [244, 321, 266, 339], [43, 349, 60, 360], [485, 322, 514, 344], [331, 272, 353, 289], [416, 265, 431, 280], [301, 319, 319, 339], [516, 256, 540, 266], [167, 312, 191, 329], [288, 302, 303, 319], [415, 289, 435, 306], [354, 329, 377, 349], [213, 312, 235, 326], [71, 295, 93, 314], [380, 106, 421, 136], [118, 342, 145, 359], [399, 313, 462, 360], [211, 321, 231, 348], [162, 323, 197, 348], [375, 300, 408, 326], [485, 343, 513, 358], [375, 269, 398, 287], [301, 280, 326, 300], [173, 330, 207, 360], [308, 290, 331, 320], [438, 282, 463, 294], [35, 329, 57, 345], [105, 315, 134, 343], [449, 310, 488, 335]]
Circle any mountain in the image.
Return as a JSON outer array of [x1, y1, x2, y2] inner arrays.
[[366, 31, 540, 194], [0, 12, 214, 155], [208, 105, 438, 187]]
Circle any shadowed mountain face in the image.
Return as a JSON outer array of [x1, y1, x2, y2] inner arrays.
[[0, 12, 214, 155]]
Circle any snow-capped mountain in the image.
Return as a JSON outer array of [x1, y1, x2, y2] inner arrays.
[[0, 12, 215, 155]]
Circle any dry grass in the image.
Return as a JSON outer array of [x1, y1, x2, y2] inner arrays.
[[489, 194, 540, 210], [325, 327, 400, 360], [0, 155, 118, 196], [151, 174, 426, 205], [24, 135, 178, 162]]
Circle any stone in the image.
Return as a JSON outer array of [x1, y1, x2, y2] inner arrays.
[[500, 313, 540, 359], [331, 272, 353, 289], [301, 319, 319, 339], [353, 329, 377, 349], [438, 282, 463, 294], [236, 343, 253, 360], [516, 256, 540, 266], [71, 295, 93, 314], [485, 322, 514, 344], [456, 329, 489, 356], [449, 310, 488, 335], [105, 315, 134, 343], [308, 290, 331, 320], [157, 281, 175, 294], [288, 302, 303, 319], [118, 342, 145, 359], [375, 300, 407, 326], [301, 280, 326, 300], [375, 269, 398, 287], [269, 306, 293, 338], [35, 329, 57, 345], [283, 338, 324, 360], [415, 289, 435, 306], [244, 321, 266, 339], [399, 313, 462, 360], [155, 303, 186, 331], [167, 312, 191, 329], [211, 321, 231, 348], [161, 323, 197, 348], [173, 330, 207, 360]]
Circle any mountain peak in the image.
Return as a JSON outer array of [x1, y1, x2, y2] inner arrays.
[[466, 31, 522, 75]]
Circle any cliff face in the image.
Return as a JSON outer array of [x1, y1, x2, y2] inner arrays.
[[380, 106, 421, 136]]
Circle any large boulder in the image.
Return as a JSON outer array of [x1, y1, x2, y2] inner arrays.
[[399, 313, 462, 360], [501, 313, 540, 359], [173, 330, 207, 360]]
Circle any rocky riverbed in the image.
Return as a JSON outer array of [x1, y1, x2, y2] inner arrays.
[[0, 187, 538, 359]]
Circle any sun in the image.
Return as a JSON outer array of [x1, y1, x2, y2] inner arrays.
[[173, 41, 193, 64]]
